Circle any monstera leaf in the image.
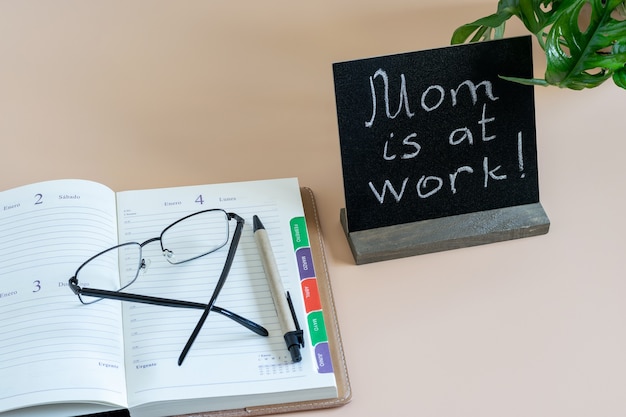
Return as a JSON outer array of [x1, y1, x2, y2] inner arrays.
[[452, 0, 626, 89]]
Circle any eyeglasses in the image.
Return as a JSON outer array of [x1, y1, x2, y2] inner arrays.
[[68, 209, 268, 365]]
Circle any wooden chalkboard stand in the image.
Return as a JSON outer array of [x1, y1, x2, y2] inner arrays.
[[340, 203, 550, 264]]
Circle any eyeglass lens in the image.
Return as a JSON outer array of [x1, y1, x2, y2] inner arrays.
[[75, 242, 143, 304], [74, 209, 231, 304], [161, 209, 229, 264]]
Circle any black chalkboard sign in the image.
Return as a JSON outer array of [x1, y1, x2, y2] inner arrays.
[[333, 36, 549, 264], [334, 36, 540, 232]]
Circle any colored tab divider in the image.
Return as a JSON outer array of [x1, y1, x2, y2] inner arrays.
[[290, 217, 334, 374]]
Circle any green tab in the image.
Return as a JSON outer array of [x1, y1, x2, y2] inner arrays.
[[307, 311, 328, 346], [290, 217, 309, 250]]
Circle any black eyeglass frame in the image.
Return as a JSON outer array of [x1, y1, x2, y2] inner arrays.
[[68, 209, 268, 364]]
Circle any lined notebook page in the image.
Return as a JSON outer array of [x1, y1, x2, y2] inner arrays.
[[116, 179, 336, 413], [0, 180, 128, 415]]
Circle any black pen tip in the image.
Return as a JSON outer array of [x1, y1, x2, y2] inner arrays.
[[253, 215, 264, 232], [284, 331, 304, 363], [289, 345, 302, 363]]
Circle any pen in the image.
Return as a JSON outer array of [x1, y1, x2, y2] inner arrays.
[[253, 215, 304, 363]]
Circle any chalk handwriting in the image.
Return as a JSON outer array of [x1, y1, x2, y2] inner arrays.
[[518, 132, 526, 178], [368, 178, 408, 203], [368, 152, 512, 204], [365, 71, 499, 129], [383, 133, 421, 160], [366, 84, 523, 203], [365, 69, 414, 128]]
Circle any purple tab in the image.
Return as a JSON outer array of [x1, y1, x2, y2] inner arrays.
[[296, 247, 315, 279], [314, 342, 334, 373]]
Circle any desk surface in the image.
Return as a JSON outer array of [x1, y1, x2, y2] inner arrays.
[[1, 1, 625, 416]]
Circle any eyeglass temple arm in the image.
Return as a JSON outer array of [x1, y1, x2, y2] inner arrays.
[[178, 213, 245, 365], [68, 278, 267, 337]]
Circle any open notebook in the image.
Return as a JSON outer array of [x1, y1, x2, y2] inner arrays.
[[0, 178, 350, 417]]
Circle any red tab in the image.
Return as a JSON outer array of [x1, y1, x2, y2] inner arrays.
[[301, 278, 321, 312]]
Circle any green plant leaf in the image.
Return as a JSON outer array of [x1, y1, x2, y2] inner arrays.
[[452, 0, 626, 90], [451, 0, 559, 45], [451, 9, 513, 44], [517, 0, 560, 41], [543, 0, 626, 89], [499, 75, 552, 85], [613, 40, 626, 87]]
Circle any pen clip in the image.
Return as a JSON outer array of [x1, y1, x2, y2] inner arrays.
[[286, 291, 304, 347]]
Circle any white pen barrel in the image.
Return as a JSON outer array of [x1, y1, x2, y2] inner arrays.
[[255, 228, 296, 333]]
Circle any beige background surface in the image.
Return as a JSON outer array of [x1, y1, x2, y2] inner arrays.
[[1, 1, 625, 416]]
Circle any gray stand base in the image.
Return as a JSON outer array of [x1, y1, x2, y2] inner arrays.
[[340, 203, 550, 265]]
